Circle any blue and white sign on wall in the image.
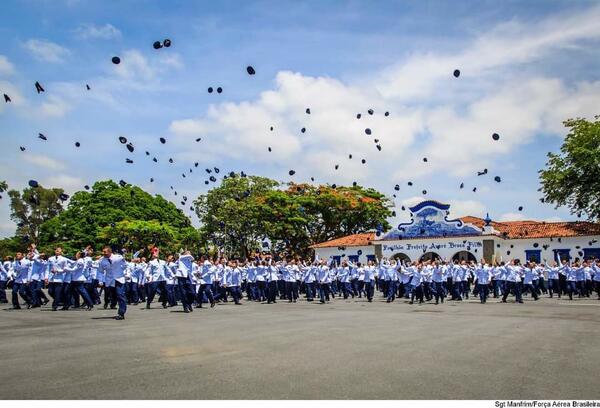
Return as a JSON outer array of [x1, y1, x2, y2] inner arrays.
[[379, 200, 481, 240]]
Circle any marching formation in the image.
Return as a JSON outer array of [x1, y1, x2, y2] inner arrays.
[[2, 244, 600, 320]]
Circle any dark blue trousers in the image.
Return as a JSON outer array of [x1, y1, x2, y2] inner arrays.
[[304, 282, 315, 300], [230, 286, 242, 304], [267, 281, 278, 302], [386, 281, 397, 301], [502, 281, 522, 303], [364, 281, 375, 301], [318, 283, 332, 302], [477, 283, 489, 303], [29, 279, 47, 306], [177, 277, 195, 311], [49, 282, 66, 309], [434, 281, 445, 303], [114, 281, 127, 316], [0, 280, 7, 303], [72, 281, 94, 307], [12, 282, 30, 307], [146, 281, 167, 307]]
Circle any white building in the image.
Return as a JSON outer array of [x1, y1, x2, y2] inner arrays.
[[311, 200, 600, 264]]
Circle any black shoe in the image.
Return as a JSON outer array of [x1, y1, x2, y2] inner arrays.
[[115, 315, 125, 320], [42, 299, 49, 305], [110, 306, 116, 309], [30, 304, 40, 309], [162, 303, 168, 309], [184, 309, 190, 313], [52, 307, 57, 311], [86, 305, 94, 311], [103, 303, 108, 309], [10, 306, 22, 310], [319, 300, 325, 304], [235, 301, 241, 305], [210, 301, 216, 308], [61, 306, 69, 311], [409, 301, 413, 305]]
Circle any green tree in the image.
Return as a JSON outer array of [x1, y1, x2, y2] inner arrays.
[[194, 175, 393, 257], [0, 236, 23, 258], [0, 181, 7, 193], [8, 184, 65, 244], [194, 175, 279, 257], [539, 116, 600, 220], [39, 180, 195, 254], [261, 183, 392, 256]]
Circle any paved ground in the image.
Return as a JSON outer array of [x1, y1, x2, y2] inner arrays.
[[0, 294, 599, 400]]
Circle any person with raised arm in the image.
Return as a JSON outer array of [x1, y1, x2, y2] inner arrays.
[[98, 246, 128, 320]]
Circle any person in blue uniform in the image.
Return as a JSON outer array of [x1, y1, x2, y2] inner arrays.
[[11, 252, 32, 309], [98, 246, 128, 320]]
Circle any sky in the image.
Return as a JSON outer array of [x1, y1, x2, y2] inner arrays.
[[1, 0, 600, 238]]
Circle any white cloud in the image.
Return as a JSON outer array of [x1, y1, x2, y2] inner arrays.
[[376, 5, 600, 102], [75, 23, 121, 40], [23, 39, 70, 63], [41, 174, 84, 192], [38, 95, 72, 117], [447, 200, 487, 218], [0, 55, 15, 76], [544, 216, 563, 223], [0, 80, 25, 112], [499, 212, 527, 222], [23, 154, 66, 171], [111, 49, 184, 81], [167, 5, 600, 189]]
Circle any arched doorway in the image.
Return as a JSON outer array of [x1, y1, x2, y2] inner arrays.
[[452, 251, 476, 262], [392, 253, 411, 263], [419, 252, 441, 262]]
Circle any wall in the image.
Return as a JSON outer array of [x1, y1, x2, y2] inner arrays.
[[314, 235, 600, 264], [314, 245, 374, 264]]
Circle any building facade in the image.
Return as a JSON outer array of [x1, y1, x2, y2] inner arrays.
[[311, 200, 600, 264]]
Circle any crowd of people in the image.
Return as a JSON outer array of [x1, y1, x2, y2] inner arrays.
[[1, 244, 599, 320]]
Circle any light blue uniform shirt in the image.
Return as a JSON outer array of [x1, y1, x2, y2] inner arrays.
[[13, 259, 31, 283]]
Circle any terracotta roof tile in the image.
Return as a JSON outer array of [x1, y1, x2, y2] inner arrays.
[[311, 217, 600, 248], [460, 216, 600, 239], [310, 232, 375, 248]]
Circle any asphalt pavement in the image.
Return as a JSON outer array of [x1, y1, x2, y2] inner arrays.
[[1, 294, 599, 399]]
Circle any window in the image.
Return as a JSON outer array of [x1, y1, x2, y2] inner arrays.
[[366, 254, 376, 262], [553, 249, 570, 263], [524, 250, 541, 263], [331, 255, 341, 266], [583, 248, 600, 260], [348, 255, 359, 263]]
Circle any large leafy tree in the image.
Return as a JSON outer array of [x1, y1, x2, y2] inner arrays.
[[261, 183, 392, 255], [8, 184, 65, 244], [38, 180, 195, 255], [194, 175, 279, 257], [96, 219, 199, 256], [194, 175, 392, 257], [539, 116, 600, 220]]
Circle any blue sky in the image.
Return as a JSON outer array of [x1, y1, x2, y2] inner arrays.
[[1, 0, 600, 237]]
